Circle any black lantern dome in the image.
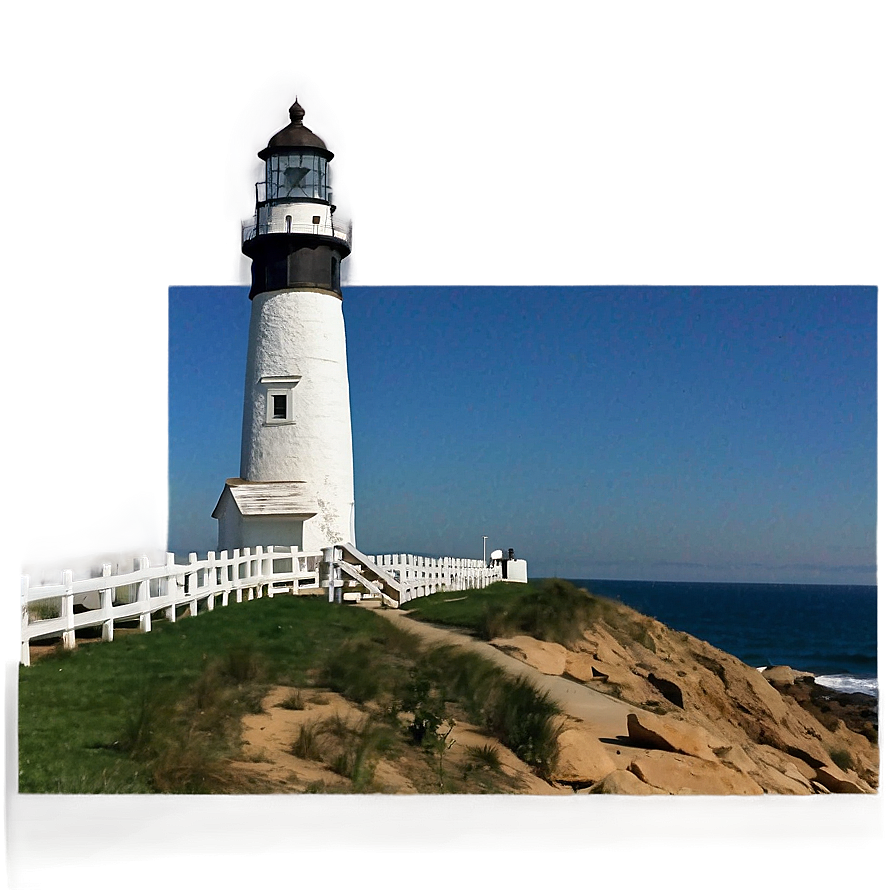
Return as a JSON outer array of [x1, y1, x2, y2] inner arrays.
[[259, 100, 334, 161]]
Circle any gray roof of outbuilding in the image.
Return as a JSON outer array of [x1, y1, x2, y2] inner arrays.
[[212, 478, 320, 518], [259, 100, 333, 161]]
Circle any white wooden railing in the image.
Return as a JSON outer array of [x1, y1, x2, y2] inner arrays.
[[373, 552, 501, 601], [20, 546, 322, 666], [20, 544, 504, 665]]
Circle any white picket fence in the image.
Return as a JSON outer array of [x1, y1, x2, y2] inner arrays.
[[20, 544, 506, 666], [372, 553, 501, 600], [19, 546, 322, 667]]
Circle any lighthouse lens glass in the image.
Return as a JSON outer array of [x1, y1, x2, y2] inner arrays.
[[267, 152, 329, 201]]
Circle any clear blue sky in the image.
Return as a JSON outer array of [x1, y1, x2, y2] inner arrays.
[[169, 285, 876, 584], [0, 0, 896, 588]]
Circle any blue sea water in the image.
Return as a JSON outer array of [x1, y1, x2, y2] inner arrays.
[[569, 579, 878, 698]]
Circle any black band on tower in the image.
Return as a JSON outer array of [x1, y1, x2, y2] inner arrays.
[[244, 234, 348, 299]]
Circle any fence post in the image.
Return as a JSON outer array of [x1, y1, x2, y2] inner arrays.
[[221, 550, 230, 607], [20, 575, 31, 667], [206, 551, 216, 611], [290, 545, 300, 593], [138, 555, 152, 633], [265, 545, 275, 597], [101, 563, 114, 642], [234, 549, 245, 602], [246, 546, 255, 600], [188, 552, 199, 617], [62, 569, 76, 650], [165, 553, 177, 621]]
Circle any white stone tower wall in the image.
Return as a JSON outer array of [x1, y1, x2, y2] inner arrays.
[[240, 287, 355, 548]]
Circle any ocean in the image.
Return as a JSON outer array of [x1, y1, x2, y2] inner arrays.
[[569, 579, 878, 698]]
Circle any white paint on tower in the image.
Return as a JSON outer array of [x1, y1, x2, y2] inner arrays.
[[240, 287, 355, 544]]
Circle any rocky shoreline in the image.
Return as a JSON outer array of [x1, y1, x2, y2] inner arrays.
[[487, 597, 879, 794], [761, 665, 878, 746]]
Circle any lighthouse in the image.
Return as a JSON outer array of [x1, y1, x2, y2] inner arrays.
[[213, 101, 355, 553]]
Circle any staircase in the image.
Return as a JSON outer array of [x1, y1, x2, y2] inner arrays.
[[329, 543, 405, 608]]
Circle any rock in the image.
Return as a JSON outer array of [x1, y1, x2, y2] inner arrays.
[[592, 769, 666, 795], [565, 653, 602, 682], [781, 761, 813, 788], [755, 764, 813, 795], [626, 712, 721, 761], [490, 636, 567, 676], [553, 727, 619, 787], [814, 764, 873, 794], [713, 743, 759, 776], [762, 665, 815, 687], [762, 665, 795, 686], [629, 752, 764, 795], [647, 673, 684, 708]]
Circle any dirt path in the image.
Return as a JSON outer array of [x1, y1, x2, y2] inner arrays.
[[366, 606, 639, 748]]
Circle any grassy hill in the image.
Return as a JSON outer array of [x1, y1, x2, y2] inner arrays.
[[18, 591, 563, 794]]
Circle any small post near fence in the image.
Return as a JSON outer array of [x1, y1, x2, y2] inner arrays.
[[221, 550, 231, 607], [166, 553, 177, 622], [20, 575, 30, 666], [322, 546, 334, 603], [265, 546, 275, 596], [188, 552, 199, 617], [138, 555, 151, 633], [207, 551, 216, 612], [101, 563, 114, 641], [62, 569, 75, 650]]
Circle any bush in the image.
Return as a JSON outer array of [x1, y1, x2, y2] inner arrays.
[[416, 645, 562, 777], [320, 636, 403, 704], [829, 748, 855, 772], [291, 721, 323, 761], [278, 689, 305, 711], [465, 743, 502, 773]]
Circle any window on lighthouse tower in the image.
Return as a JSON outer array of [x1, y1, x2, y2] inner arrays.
[[260, 376, 300, 425]]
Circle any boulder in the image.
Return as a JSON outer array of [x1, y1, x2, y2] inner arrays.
[[647, 673, 684, 708], [490, 636, 567, 676], [762, 665, 815, 687], [592, 769, 666, 795], [565, 653, 603, 682], [629, 752, 764, 795], [553, 727, 619, 787], [626, 712, 722, 762], [781, 761, 814, 789], [752, 763, 813, 795], [713, 743, 759, 776], [813, 764, 873, 794]]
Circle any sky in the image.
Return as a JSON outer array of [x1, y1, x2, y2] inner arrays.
[[170, 284, 876, 584], [5, 0, 893, 881]]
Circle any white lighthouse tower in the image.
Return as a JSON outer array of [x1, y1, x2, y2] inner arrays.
[[213, 101, 355, 553]]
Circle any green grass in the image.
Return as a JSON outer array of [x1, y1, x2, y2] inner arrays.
[[18, 596, 393, 793], [413, 644, 563, 776], [19, 592, 566, 791], [404, 577, 653, 649], [465, 743, 503, 773]]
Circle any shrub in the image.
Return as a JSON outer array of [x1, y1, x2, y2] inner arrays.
[[415, 645, 562, 777], [326, 717, 395, 792], [320, 637, 397, 704], [829, 748, 855, 772], [398, 669, 450, 748], [465, 743, 502, 773], [291, 721, 323, 761], [223, 647, 265, 683], [278, 689, 306, 711]]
